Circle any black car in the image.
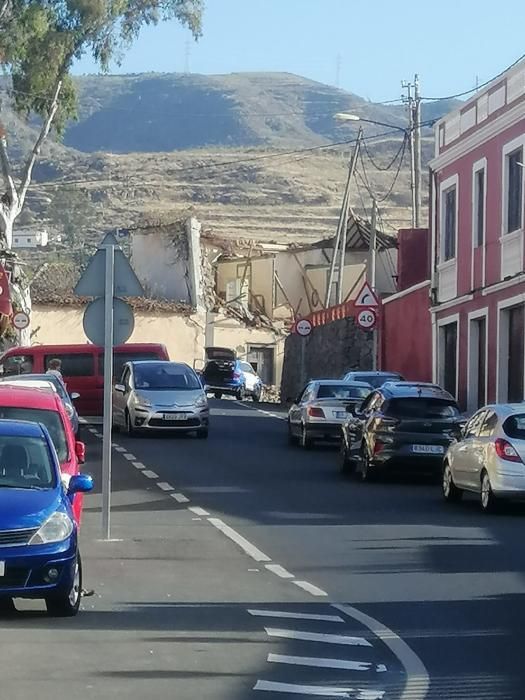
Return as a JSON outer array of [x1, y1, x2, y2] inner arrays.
[[340, 382, 464, 480], [341, 370, 405, 388], [202, 347, 246, 400]]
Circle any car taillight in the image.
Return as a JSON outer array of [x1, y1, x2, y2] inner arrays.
[[233, 371, 241, 379], [373, 440, 384, 455], [308, 406, 325, 418], [495, 438, 523, 463]]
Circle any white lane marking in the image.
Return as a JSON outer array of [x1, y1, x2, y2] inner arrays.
[[248, 609, 344, 623], [253, 681, 384, 698], [293, 580, 328, 597], [171, 493, 189, 503], [93, 432, 103, 438], [157, 482, 174, 491], [114, 446, 127, 453], [208, 517, 271, 562], [188, 506, 209, 516], [264, 628, 372, 647], [123, 453, 136, 461], [241, 403, 287, 421], [333, 604, 430, 700], [265, 564, 294, 579], [132, 461, 146, 470], [142, 470, 159, 479], [267, 653, 373, 672]]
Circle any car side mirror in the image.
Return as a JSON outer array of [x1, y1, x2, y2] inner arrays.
[[75, 441, 86, 464], [70, 392, 80, 400], [114, 383, 126, 393], [68, 473, 93, 495]]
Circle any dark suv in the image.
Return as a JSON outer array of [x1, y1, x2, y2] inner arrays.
[[340, 382, 463, 480]]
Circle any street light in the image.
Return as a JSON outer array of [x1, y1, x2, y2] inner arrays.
[[334, 112, 407, 134]]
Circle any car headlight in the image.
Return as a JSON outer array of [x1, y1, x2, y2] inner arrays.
[[29, 512, 73, 545], [194, 395, 208, 408], [65, 403, 74, 418], [133, 394, 151, 407]]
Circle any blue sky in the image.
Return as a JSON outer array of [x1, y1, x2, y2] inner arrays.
[[74, 0, 525, 102]]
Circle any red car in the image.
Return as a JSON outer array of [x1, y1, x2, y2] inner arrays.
[[0, 385, 86, 523]]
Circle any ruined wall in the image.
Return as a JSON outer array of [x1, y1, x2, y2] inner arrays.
[[280, 317, 373, 403]]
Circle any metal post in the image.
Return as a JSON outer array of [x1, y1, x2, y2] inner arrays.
[[337, 128, 363, 304], [300, 336, 306, 388], [414, 74, 422, 228], [403, 80, 417, 229], [101, 243, 114, 540], [368, 199, 378, 371]]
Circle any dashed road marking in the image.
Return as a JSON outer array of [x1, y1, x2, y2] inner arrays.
[[265, 564, 294, 579], [264, 628, 372, 648], [208, 517, 271, 562], [132, 461, 146, 470], [188, 506, 209, 516], [123, 453, 136, 461], [157, 482, 174, 491], [267, 653, 374, 672], [142, 470, 159, 479], [293, 580, 328, 597], [171, 493, 189, 503], [114, 446, 127, 453], [248, 609, 344, 623], [253, 681, 384, 698]]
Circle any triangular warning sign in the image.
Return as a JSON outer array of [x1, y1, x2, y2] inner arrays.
[[74, 235, 144, 298], [354, 281, 379, 307]]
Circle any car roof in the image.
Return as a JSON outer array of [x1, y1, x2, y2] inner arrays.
[[314, 379, 371, 387], [379, 382, 455, 400], [0, 384, 62, 410], [0, 418, 47, 438], [0, 378, 58, 392], [129, 360, 190, 368], [346, 371, 402, 376]]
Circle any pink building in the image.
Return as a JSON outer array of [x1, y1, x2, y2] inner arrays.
[[431, 60, 525, 410]]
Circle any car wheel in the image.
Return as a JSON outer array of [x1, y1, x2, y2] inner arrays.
[[236, 387, 245, 401], [214, 392, 222, 399], [340, 440, 356, 475], [359, 446, 375, 482], [480, 471, 498, 513], [196, 427, 209, 439], [46, 553, 82, 618], [300, 424, 313, 449], [288, 421, 299, 446], [442, 463, 463, 503], [125, 411, 135, 436], [0, 597, 16, 615], [252, 386, 262, 403]]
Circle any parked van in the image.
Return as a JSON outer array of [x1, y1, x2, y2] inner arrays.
[[0, 343, 169, 415]]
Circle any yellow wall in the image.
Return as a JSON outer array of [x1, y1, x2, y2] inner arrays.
[[31, 305, 206, 368], [216, 257, 274, 316]]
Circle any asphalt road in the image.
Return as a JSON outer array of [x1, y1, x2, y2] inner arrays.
[[3, 398, 525, 699]]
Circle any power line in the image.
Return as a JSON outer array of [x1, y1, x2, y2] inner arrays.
[[421, 52, 525, 101], [361, 132, 407, 172]]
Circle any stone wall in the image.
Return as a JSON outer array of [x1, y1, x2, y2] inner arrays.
[[280, 317, 373, 403]]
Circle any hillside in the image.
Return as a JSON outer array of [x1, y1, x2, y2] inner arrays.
[[0, 72, 460, 245]]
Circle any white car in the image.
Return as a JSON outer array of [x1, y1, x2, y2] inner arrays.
[[238, 361, 263, 402], [443, 404, 525, 512]]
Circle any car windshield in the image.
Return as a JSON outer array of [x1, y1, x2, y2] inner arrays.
[[386, 398, 459, 419], [317, 385, 371, 400], [353, 374, 402, 388], [0, 434, 56, 489], [0, 407, 68, 462], [503, 414, 525, 440], [134, 364, 201, 390]]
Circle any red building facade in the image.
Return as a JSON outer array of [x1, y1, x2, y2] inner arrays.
[[430, 60, 525, 410]]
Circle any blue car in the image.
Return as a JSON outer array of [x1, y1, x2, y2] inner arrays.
[[0, 419, 93, 616], [202, 347, 247, 400]]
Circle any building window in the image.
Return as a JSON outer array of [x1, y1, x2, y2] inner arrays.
[[506, 147, 523, 233], [468, 315, 487, 412], [442, 186, 457, 261], [474, 168, 485, 247]]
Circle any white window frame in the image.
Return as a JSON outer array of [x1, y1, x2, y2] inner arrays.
[[496, 292, 525, 402], [471, 158, 487, 291], [501, 134, 525, 237], [439, 174, 459, 263], [437, 313, 460, 399], [467, 308, 489, 412]]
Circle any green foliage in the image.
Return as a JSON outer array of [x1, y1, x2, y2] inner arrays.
[[0, 1, 203, 130]]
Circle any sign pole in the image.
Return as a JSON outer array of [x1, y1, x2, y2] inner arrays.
[[300, 336, 306, 388], [101, 243, 115, 540]]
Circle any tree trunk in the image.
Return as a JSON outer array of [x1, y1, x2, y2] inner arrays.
[[0, 214, 14, 249]]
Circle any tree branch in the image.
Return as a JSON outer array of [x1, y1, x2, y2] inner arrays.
[[17, 79, 63, 213], [0, 131, 17, 204], [0, 1, 11, 23]]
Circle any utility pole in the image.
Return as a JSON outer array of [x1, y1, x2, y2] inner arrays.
[[326, 127, 364, 307], [368, 198, 378, 370], [413, 74, 422, 228]]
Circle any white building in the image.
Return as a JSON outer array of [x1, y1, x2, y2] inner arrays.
[[12, 229, 49, 249]]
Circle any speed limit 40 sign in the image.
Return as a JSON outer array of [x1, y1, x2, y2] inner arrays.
[[356, 308, 377, 331]]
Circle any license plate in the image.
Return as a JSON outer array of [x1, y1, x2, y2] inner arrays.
[[335, 411, 347, 419], [164, 413, 187, 421], [412, 444, 444, 455], [0, 561, 4, 576]]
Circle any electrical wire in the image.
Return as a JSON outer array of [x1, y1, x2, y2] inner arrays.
[[361, 132, 407, 172], [421, 52, 525, 101]]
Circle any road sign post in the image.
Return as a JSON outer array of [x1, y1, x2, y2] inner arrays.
[[74, 231, 144, 540], [102, 243, 114, 541]]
